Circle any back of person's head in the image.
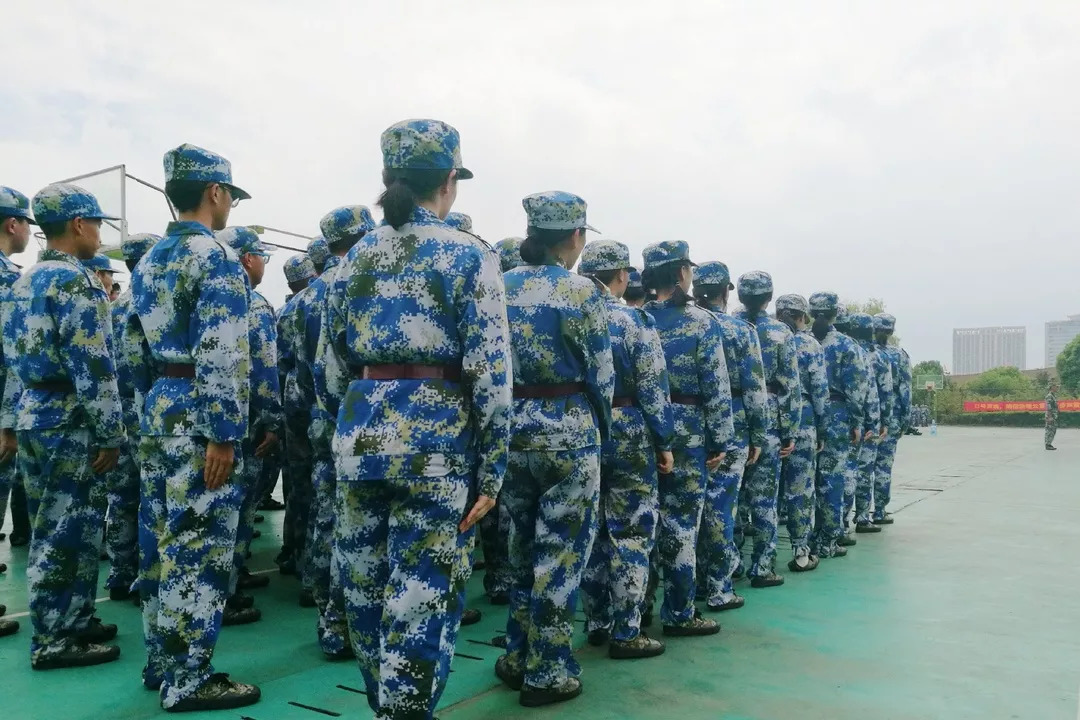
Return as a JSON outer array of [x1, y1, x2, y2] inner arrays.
[[378, 119, 474, 230]]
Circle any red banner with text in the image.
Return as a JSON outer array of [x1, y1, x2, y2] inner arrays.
[[963, 400, 1080, 413]]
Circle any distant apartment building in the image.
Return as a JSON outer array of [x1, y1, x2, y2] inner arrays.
[[952, 326, 1026, 375], [1045, 314, 1080, 368]]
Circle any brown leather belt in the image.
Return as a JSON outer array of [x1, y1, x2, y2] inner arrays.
[[612, 396, 634, 408], [514, 382, 586, 399], [29, 380, 73, 392], [361, 363, 462, 382], [829, 391, 847, 402], [670, 392, 702, 406], [162, 364, 196, 379]]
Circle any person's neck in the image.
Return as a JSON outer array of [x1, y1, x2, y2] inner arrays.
[[0, 234, 17, 258], [655, 287, 676, 302], [46, 238, 80, 258], [178, 207, 215, 229], [418, 198, 444, 219]]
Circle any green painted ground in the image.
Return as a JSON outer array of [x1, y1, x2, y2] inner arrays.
[[3, 427, 1078, 719]]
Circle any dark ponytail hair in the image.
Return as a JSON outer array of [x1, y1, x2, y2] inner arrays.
[[693, 283, 728, 310], [378, 168, 452, 230], [777, 308, 803, 331], [738, 292, 772, 316], [589, 269, 621, 286], [643, 260, 692, 306], [520, 226, 575, 265], [624, 286, 646, 304]]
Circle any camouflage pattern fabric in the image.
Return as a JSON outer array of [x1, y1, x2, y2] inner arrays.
[[1046, 389, 1059, 446], [380, 118, 474, 178], [478, 498, 512, 597], [0, 250, 21, 550], [30, 183, 119, 224], [276, 291, 313, 568], [494, 237, 525, 273], [163, 143, 250, 199], [843, 339, 876, 531], [874, 340, 911, 519], [781, 329, 828, 556], [855, 337, 894, 524]]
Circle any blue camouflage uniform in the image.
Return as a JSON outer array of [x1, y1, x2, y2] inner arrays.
[[842, 314, 877, 534], [645, 242, 734, 625], [499, 190, 613, 692], [577, 241, 673, 645], [853, 313, 894, 525], [104, 233, 160, 594], [2, 184, 125, 664], [735, 271, 800, 580], [873, 313, 911, 521], [319, 119, 512, 718], [693, 262, 769, 605], [0, 186, 31, 542], [494, 237, 525, 274], [216, 228, 282, 598], [128, 144, 253, 707], [775, 294, 828, 562], [808, 293, 867, 558]]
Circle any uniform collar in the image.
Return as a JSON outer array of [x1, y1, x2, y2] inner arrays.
[[165, 220, 214, 237]]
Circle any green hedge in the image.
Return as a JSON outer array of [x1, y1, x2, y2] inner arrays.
[[939, 412, 1079, 428]]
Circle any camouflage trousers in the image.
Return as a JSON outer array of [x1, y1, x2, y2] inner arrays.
[[811, 401, 852, 557], [742, 427, 782, 578], [282, 410, 313, 570], [699, 434, 748, 605], [503, 447, 600, 688], [580, 441, 658, 641], [854, 437, 880, 525], [230, 436, 263, 595], [311, 453, 348, 655], [18, 428, 106, 661], [657, 446, 707, 626], [105, 436, 140, 591], [335, 473, 473, 719], [1045, 419, 1058, 447], [478, 496, 512, 597], [841, 440, 860, 532], [781, 408, 818, 554], [872, 436, 899, 521], [0, 454, 14, 535], [139, 435, 242, 708]]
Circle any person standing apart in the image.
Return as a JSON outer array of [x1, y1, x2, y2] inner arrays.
[[1045, 381, 1059, 450]]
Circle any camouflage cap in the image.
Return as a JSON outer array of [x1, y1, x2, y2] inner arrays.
[[642, 240, 695, 270], [874, 312, 897, 332], [775, 293, 809, 314], [381, 119, 473, 179], [32, 183, 119, 225], [522, 191, 599, 232], [445, 212, 473, 232], [808, 291, 840, 313], [283, 254, 316, 284], [163, 143, 250, 200], [834, 305, 849, 327], [0, 186, 35, 224], [850, 312, 875, 333], [320, 205, 376, 245], [737, 270, 773, 296], [578, 240, 634, 275], [494, 237, 524, 273], [307, 236, 330, 272], [695, 261, 734, 290], [121, 232, 162, 263], [83, 254, 122, 274], [217, 226, 269, 256], [627, 269, 643, 289]]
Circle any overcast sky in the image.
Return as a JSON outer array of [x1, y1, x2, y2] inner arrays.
[[4, 1, 1078, 370]]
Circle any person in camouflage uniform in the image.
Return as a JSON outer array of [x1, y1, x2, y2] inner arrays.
[[103, 232, 160, 602], [577, 240, 672, 659], [319, 119, 512, 718], [624, 269, 646, 308], [495, 236, 525, 274], [839, 313, 877, 547], [872, 313, 911, 524], [851, 312, 893, 533], [808, 293, 868, 559], [643, 241, 732, 633], [275, 253, 316, 578], [0, 186, 32, 585], [693, 261, 768, 610], [1045, 381, 1059, 450], [128, 143, 260, 711], [775, 294, 828, 572], [300, 205, 376, 658], [2, 184, 124, 668], [217, 227, 281, 621], [735, 271, 800, 587]]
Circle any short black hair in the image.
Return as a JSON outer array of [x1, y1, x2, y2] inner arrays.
[[588, 268, 622, 286], [642, 260, 690, 293], [327, 232, 365, 255], [165, 180, 211, 213], [624, 286, 646, 303], [520, 227, 577, 265], [739, 292, 772, 316], [39, 220, 68, 240]]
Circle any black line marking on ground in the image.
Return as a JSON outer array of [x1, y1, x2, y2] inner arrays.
[[454, 651, 485, 661], [336, 684, 366, 696], [466, 638, 499, 648], [287, 701, 342, 717], [908, 487, 945, 492]]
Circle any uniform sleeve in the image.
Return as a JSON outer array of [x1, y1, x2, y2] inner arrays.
[[699, 315, 735, 452], [632, 311, 673, 451], [876, 353, 894, 432], [318, 277, 352, 425], [249, 301, 283, 436], [58, 277, 125, 448], [898, 349, 913, 428], [809, 343, 830, 438], [742, 328, 769, 450], [845, 344, 867, 431], [862, 353, 880, 434], [579, 286, 615, 447], [277, 305, 295, 389], [294, 295, 319, 414], [192, 251, 250, 444], [776, 329, 802, 442]]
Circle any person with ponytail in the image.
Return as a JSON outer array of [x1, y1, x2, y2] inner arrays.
[[775, 294, 829, 573], [576, 240, 673, 660], [692, 261, 768, 611], [734, 271, 800, 588], [623, 269, 646, 308], [642, 241, 733, 637], [495, 191, 613, 708], [318, 119, 512, 719], [806, 292, 867, 560]]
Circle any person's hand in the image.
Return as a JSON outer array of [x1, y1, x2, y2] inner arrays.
[[850, 428, 861, 445], [255, 431, 278, 458], [91, 448, 120, 474], [656, 450, 674, 475], [747, 446, 762, 466], [460, 495, 496, 533], [204, 441, 235, 490], [817, 440, 825, 453], [779, 440, 795, 458], [705, 452, 727, 472], [863, 430, 876, 441], [879, 427, 888, 440], [0, 429, 17, 464]]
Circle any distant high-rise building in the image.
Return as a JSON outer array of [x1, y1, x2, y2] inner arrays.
[[1045, 314, 1080, 368], [952, 326, 1026, 375]]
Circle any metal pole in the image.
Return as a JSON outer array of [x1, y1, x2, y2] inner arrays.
[[119, 164, 128, 246], [125, 173, 177, 221], [54, 164, 126, 185]]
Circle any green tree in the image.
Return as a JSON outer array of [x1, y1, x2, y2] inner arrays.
[[841, 297, 899, 345], [1056, 335, 1080, 395], [965, 366, 1035, 399]]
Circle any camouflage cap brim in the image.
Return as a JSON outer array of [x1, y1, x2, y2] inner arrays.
[[227, 183, 252, 201], [456, 167, 474, 181]]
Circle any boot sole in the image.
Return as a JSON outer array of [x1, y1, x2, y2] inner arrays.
[[165, 689, 261, 713], [495, 666, 524, 691], [855, 526, 882, 534], [706, 600, 745, 612], [519, 683, 582, 707], [750, 579, 785, 588], [788, 562, 819, 573], [33, 648, 120, 670], [662, 624, 720, 637], [223, 609, 262, 626], [609, 644, 666, 659]]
